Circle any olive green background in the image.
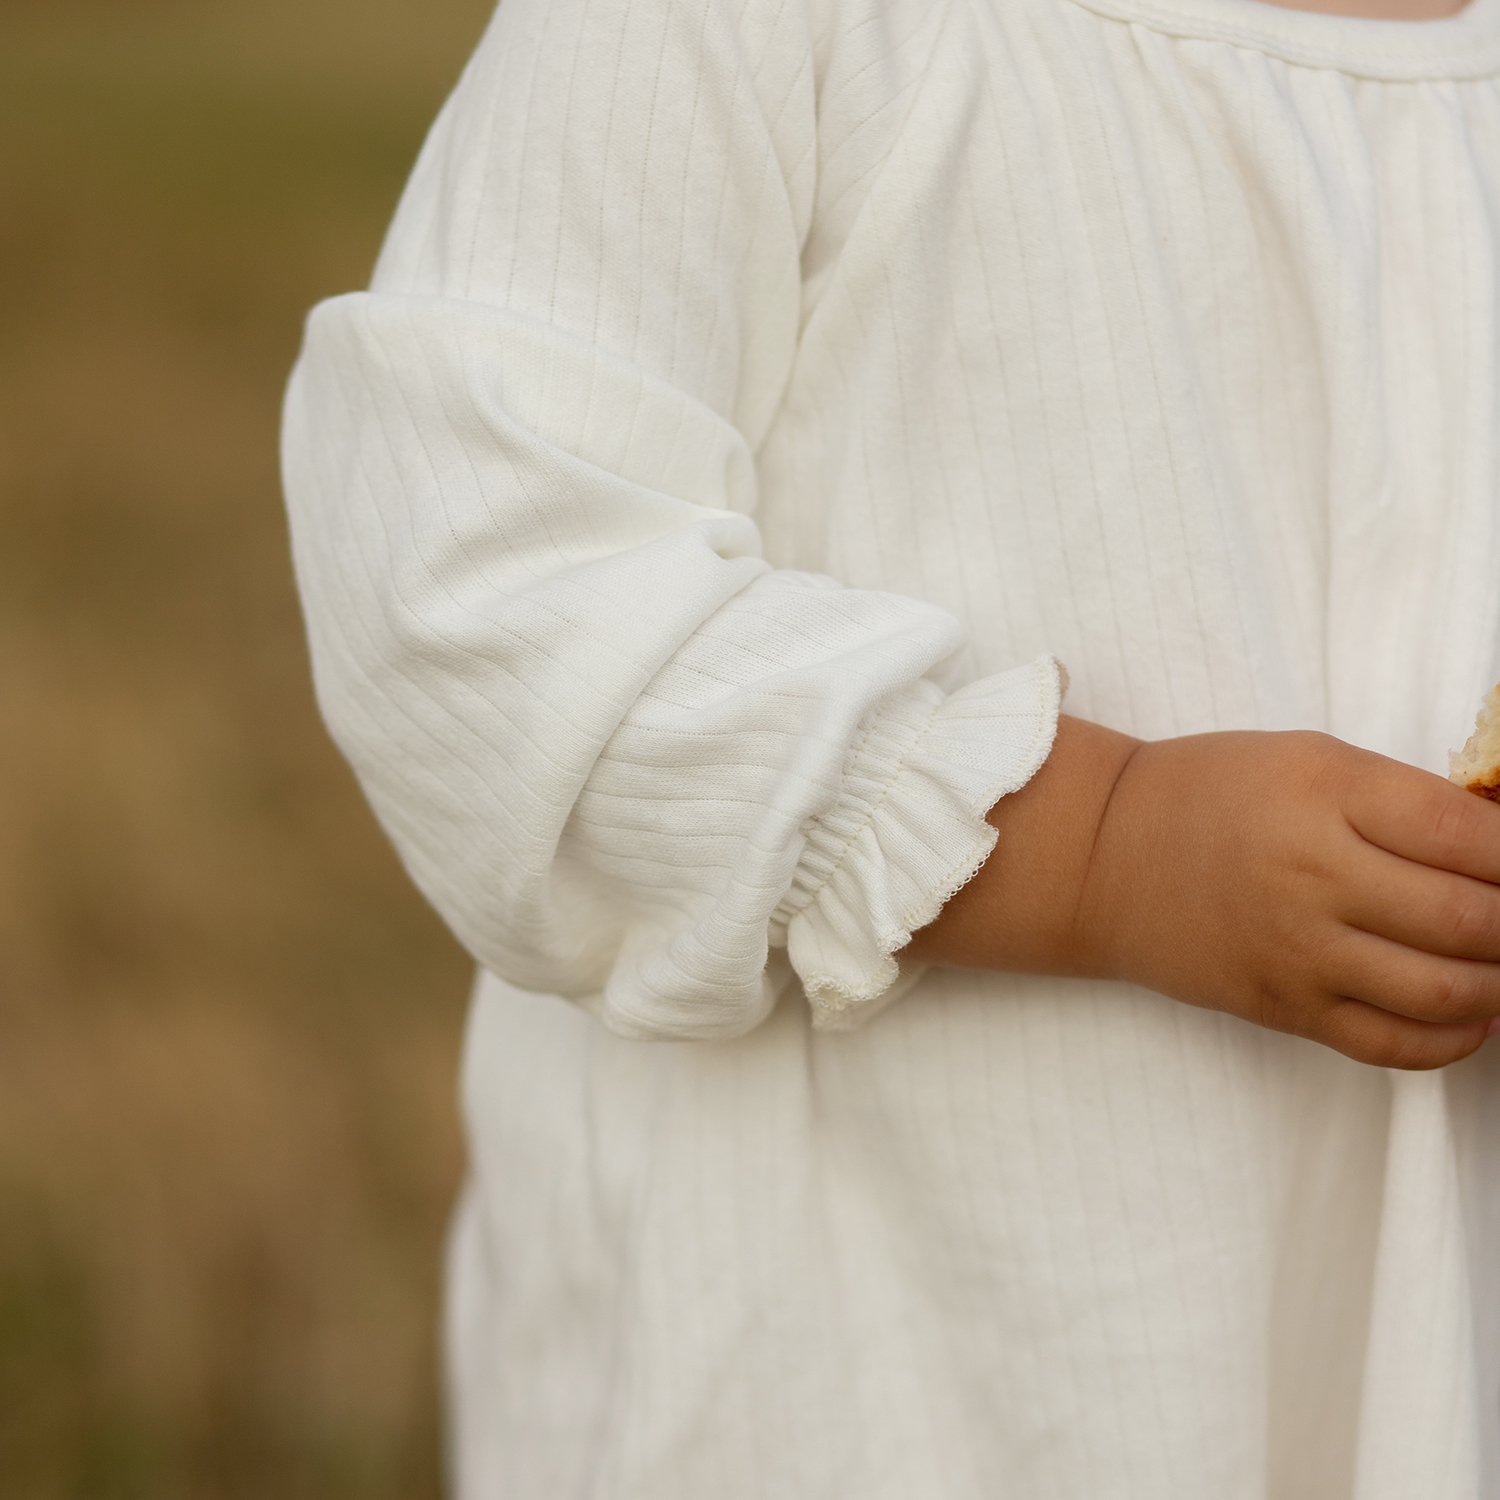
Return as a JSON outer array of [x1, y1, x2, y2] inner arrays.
[[0, 1, 495, 1494]]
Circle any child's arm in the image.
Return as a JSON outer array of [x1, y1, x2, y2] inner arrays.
[[907, 716, 1500, 1069], [281, 0, 1068, 1041]]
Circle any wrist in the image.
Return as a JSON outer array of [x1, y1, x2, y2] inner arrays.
[[1065, 733, 1151, 982], [905, 714, 1143, 975]]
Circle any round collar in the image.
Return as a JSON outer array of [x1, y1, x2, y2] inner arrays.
[[1064, 0, 1500, 79]]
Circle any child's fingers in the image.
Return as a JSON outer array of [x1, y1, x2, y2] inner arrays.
[[1342, 845, 1500, 961], [1317, 996, 1491, 1071], [1344, 758, 1500, 883], [1325, 928, 1500, 1026]]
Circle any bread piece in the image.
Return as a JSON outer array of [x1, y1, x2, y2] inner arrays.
[[1450, 682, 1500, 802]]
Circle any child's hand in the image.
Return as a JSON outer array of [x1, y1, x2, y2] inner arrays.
[[906, 718, 1500, 1069]]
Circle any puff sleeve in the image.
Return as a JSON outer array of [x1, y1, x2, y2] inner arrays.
[[280, 0, 1062, 1038]]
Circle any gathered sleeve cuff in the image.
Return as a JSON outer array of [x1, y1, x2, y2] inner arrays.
[[770, 655, 1066, 1030]]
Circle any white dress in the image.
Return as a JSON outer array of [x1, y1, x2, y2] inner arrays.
[[281, 0, 1500, 1488]]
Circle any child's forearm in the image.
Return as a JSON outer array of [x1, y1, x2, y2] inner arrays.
[[905, 715, 1141, 977], [906, 714, 1500, 1069]]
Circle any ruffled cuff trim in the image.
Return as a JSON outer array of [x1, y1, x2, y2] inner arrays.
[[769, 655, 1067, 1031]]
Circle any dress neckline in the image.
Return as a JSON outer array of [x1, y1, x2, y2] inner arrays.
[[1064, 0, 1500, 78]]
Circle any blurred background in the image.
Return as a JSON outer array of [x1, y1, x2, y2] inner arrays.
[[0, 0, 496, 1494]]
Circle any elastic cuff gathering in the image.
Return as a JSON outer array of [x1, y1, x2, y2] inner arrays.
[[769, 654, 1067, 1030]]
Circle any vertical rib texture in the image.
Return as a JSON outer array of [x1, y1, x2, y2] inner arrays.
[[282, 0, 1500, 1492]]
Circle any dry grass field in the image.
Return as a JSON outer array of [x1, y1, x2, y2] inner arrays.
[[0, 1, 496, 1494]]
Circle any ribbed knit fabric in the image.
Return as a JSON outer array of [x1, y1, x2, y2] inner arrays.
[[281, 0, 1500, 1491]]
